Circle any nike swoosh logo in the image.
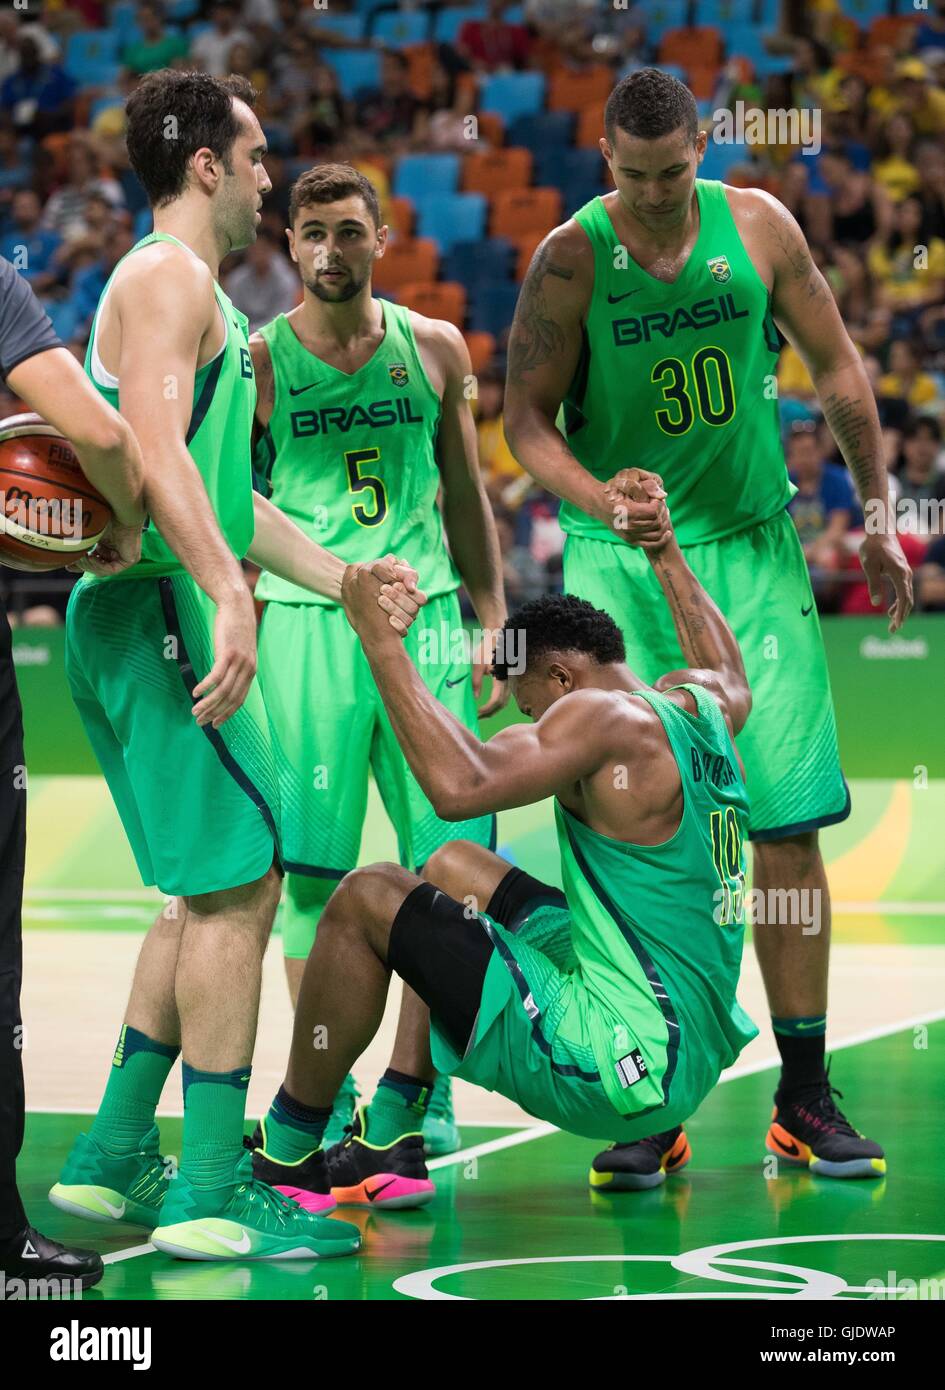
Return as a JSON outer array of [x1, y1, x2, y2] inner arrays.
[[289, 382, 318, 396], [607, 289, 643, 303], [445, 675, 468, 688], [366, 1180, 396, 1202], [204, 1225, 252, 1254], [793, 1020, 822, 1030], [776, 1137, 800, 1157], [96, 1196, 126, 1219], [801, 602, 814, 616]]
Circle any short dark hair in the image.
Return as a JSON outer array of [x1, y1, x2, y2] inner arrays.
[[492, 594, 626, 681], [604, 67, 698, 145], [904, 414, 942, 442], [288, 162, 381, 229], [125, 69, 257, 209]]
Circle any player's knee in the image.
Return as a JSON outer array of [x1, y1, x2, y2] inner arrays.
[[420, 839, 481, 895]]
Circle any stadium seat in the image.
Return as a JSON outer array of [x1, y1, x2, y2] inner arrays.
[[322, 49, 383, 99], [463, 330, 496, 377], [403, 42, 436, 101], [310, 14, 366, 42], [468, 282, 521, 339], [166, 0, 199, 18], [659, 26, 724, 70], [441, 237, 516, 294], [372, 237, 440, 294], [393, 154, 461, 200], [512, 231, 545, 282], [576, 102, 607, 149], [548, 65, 614, 114], [64, 31, 122, 88], [699, 138, 754, 183], [843, 0, 894, 22], [507, 112, 576, 161], [479, 73, 546, 127], [476, 112, 506, 148], [43, 299, 80, 341], [869, 16, 920, 49], [386, 195, 415, 238], [134, 207, 153, 239], [414, 192, 488, 254], [462, 148, 534, 196], [643, 0, 690, 46], [688, 65, 722, 101], [433, 5, 488, 43], [109, 2, 139, 44], [371, 9, 430, 47], [534, 146, 604, 193], [397, 280, 467, 329], [490, 187, 561, 240], [722, 23, 774, 68]]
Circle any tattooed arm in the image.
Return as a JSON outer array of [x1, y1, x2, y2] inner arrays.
[[503, 223, 620, 526], [736, 188, 913, 631]]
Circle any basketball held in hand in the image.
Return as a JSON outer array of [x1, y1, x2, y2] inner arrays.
[[0, 412, 111, 572]]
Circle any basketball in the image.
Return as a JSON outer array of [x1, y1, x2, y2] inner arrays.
[[0, 412, 111, 572]]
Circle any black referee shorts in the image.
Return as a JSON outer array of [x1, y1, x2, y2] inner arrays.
[[387, 864, 567, 1055]]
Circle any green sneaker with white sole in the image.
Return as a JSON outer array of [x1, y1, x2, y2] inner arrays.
[[422, 1074, 461, 1157], [151, 1149, 361, 1261], [323, 1073, 360, 1149], [48, 1124, 168, 1228]]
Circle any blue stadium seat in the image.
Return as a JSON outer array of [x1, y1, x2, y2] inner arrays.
[[507, 112, 576, 160], [43, 299, 79, 341], [693, 0, 757, 22], [644, 0, 690, 46], [560, 177, 606, 217], [433, 5, 487, 43], [842, 0, 892, 22], [110, 2, 139, 45], [134, 207, 154, 240], [504, 3, 526, 20], [441, 238, 516, 293], [468, 282, 520, 338], [722, 23, 773, 67], [414, 193, 487, 254], [322, 49, 383, 99], [699, 138, 755, 182], [393, 154, 461, 200], [310, 14, 366, 42], [64, 31, 122, 87], [166, 0, 199, 18], [479, 73, 546, 127], [371, 9, 430, 46], [534, 147, 604, 194]]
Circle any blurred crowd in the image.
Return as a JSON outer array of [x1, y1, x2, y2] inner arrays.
[[0, 0, 944, 626]]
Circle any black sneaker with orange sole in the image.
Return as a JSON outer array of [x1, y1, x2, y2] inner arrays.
[[765, 1074, 886, 1179], [588, 1126, 691, 1191], [325, 1107, 435, 1209]]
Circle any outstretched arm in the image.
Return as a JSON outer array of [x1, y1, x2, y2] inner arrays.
[[340, 563, 615, 819]]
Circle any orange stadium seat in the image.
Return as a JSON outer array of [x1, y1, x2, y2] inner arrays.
[[372, 237, 440, 294], [659, 26, 723, 72], [386, 195, 415, 238], [868, 15, 919, 50], [576, 101, 606, 149], [512, 230, 545, 282], [462, 147, 534, 195], [476, 112, 506, 148], [490, 187, 562, 239], [404, 43, 435, 101], [397, 280, 467, 329], [688, 64, 721, 101], [464, 330, 497, 376], [548, 65, 614, 114]]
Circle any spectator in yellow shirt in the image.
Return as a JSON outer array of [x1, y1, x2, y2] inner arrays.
[[871, 113, 921, 203], [868, 195, 945, 311], [878, 339, 941, 410]]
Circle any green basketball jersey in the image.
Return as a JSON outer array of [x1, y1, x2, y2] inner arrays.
[[562, 180, 794, 547], [82, 231, 257, 582], [554, 682, 757, 1117], [254, 299, 459, 606]]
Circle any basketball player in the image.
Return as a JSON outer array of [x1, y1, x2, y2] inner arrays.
[[503, 69, 910, 1185], [0, 255, 144, 1288], [242, 473, 758, 1210], [48, 71, 420, 1262], [250, 163, 506, 1158]]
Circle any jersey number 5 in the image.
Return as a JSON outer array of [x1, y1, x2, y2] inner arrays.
[[345, 447, 388, 528], [652, 348, 736, 436], [709, 806, 745, 926]]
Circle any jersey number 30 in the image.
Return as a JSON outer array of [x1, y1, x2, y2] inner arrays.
[[652, 348, 736, 435], [345, 448, 388, 527], [710, 806, 745, 926]]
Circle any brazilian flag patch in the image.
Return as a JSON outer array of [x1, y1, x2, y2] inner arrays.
[[706, 255, 732, 284], [388, 362, 409, 387]]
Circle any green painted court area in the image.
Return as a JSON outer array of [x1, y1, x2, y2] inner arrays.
[[20, 1022, 945, 1301]]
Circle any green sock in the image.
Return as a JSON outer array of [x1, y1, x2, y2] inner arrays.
[[364, 1070, 432, 1148], [180, 1063, 252, 1189], [89, 1024, 179, 1154], [261, 1086, 331, 1164]]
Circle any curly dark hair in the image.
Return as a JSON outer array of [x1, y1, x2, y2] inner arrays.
[[288, 162, 381, 229], [604, 68, 698, 146], [125, 70, 258, 209], [492, 594, 626, 682]]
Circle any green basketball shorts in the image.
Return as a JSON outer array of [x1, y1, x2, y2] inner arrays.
[[65, 573, 282, 898], [563, 511, 850, 839], [256, 590, 496, 959]]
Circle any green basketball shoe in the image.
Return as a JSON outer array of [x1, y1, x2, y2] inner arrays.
[[323, 1073, 360, 1149], [151, 1149, 361, 1261], [422, 1074, 460, 1157], [48, 1124, 168, 1228]]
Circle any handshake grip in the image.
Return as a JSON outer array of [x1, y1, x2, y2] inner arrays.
[[602, 468, 673, 552]]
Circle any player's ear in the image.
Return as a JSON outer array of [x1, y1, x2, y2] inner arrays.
[[375, 223, 389, 258], [599, 136, 612, 165], [285, 227, 297, 263]]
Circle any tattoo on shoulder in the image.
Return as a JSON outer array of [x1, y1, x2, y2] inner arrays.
[[765, 206, 831, 309], [507, 239, 575, 376]]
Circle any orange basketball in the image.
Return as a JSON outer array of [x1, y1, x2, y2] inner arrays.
[[0, 412, 111, 572]]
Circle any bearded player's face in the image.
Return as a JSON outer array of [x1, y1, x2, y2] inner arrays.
[[287, 197, 386, 302], [601, 126, 706, 234]]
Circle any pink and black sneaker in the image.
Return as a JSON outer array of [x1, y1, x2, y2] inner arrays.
[[245, 1125, 337, 1214], [325, 1107, 435, 1210]]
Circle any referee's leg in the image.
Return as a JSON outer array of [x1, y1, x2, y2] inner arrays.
[[0, 611, 103, 1286]]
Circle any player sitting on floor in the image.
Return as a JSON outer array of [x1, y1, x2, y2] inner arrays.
[[246, 472, 759, 1212]]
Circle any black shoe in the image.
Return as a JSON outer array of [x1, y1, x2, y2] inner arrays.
[[244, 1125, 337, 1214], [324, 1107, 435, 1209], [588, 1125, 691, 1191], [0, 1224, 104, 1288], [766, 1068, 886, 1179]]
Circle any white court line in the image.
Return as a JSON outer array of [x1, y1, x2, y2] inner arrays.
[[44, 1006, 945, 1267]]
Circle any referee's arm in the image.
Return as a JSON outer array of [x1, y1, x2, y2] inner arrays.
[[0, 256, 144, 531]]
